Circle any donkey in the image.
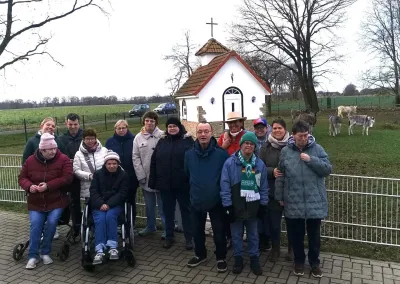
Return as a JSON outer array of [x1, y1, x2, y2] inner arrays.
[[337, 105, 357, 118], [328, 115, 341, 136], [348, 115, 376, 136]]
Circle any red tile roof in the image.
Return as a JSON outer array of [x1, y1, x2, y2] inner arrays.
[[174, 51, 272, 97], [195, 38, 230, 56]]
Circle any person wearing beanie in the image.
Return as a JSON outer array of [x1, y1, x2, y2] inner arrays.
[[253, 117, 272, 151], [19, 133, 73, 270], [89, 150, 129, 265], [132, 111, 166, 238], [220, 131, 268, 276], [148, 116, 194, 250]]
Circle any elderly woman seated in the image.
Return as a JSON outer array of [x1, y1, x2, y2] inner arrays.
[[89, 151, 129, 265], [18, 133, 73, 270]]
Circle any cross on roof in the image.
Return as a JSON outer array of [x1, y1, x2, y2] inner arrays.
[[206, 17, 218, 38]]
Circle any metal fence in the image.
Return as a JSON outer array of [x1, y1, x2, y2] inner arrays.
[[1, 154, 400, 247]]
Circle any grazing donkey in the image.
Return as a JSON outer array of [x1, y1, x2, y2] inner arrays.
[[348, 115, 376, 136], [293, 111, 317, 134], [328, 115, 341, 136], [337, 105, 357, 118]]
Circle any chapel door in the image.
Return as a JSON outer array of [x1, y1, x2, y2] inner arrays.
[[223, 87, 243, 129]]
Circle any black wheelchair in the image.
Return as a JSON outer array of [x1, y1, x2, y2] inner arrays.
[[81, 201, 136, 271], [12, 206, 79, 262]]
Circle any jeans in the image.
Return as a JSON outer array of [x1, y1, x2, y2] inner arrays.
[[192, 204, 226, 260], [286, 218, 321, 267], [28, 208, 64, 259], [231, 218, 259, 257], [93, 206, 123, 253], [160, 190, 192, 241], [142, 189, 165, 231]]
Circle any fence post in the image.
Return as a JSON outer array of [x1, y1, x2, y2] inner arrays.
[[23, 119, 28, 143], [123, 113, 126, 120], [105, 113, 107, 131], [277, 104, 280, 116], [82, 115, 85, 129], [379, 96, 381, 108]]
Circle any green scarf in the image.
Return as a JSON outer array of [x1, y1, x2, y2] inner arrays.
[[238, 151, 260, 202]]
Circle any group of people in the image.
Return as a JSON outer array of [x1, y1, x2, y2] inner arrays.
[[18, 110, 332, 279]]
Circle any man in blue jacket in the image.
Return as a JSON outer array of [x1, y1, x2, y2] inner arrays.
[[184, 122, 229, 273], [275, 120, 332, 278]]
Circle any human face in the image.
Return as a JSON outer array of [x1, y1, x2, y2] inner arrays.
[[105, 160, 119, 172], [40, 120, 55, 135], [115, 123, 128, 136], [227, 120, 242, 133], [167, 124, 179, 135], [41, 148, 57, 160], [292, 131, 309, 149], [66, 119, 80, 136], [240, 141, 256, 157], [144, 118, 156, 133], [84, 136, 97, 148], [196, 123, 212, 147], [254, 124, 267, 138], [272, 123, 286, 140]]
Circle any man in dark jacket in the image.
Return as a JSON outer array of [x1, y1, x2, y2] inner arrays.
[[89, 151, 129, 265], [275, 120, 332, 278], [184, 122, 229, 273], [58, 113, 83, 235]]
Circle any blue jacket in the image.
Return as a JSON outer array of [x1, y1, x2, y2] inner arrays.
[[184, 137, 229, 212], [220, 152, 269, 220], [275, 136, 332, 219]]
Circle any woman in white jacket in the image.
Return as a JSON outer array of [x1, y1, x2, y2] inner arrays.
[[132, 111, 165, 238], [73, 129, 108, 199]]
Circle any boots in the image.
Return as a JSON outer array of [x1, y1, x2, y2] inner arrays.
[[285, 240, 293, 261], [259, 234, 271, 251], [250, 256, 263, 275], [232, 256, 244, 274], [269, 243, 280, 262]]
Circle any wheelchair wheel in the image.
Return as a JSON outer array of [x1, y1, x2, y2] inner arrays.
[[83, 263, 95, 272], [58, 243, 70, 261], [124, 249, 136, 267], [13, 243, 26, 261]]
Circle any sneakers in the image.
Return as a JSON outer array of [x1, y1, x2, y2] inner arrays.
[[185, 239, 193, 250], [232, 256, 244, 274], [138, 228, 156, 237], [109, 249, 119, 260], [187, 256, 207, 268], [216, 260, 228, 273], [311, 266, 323, 278], [163, 239, 175, 249], [25, 258, 39, 270], [250, 256, 262, 276], [93, 252, 105, 265], [40, 254, 53, 265], [161, 231, 166, 240], [293, 263, 305, 276], [53, 228, 60, 240]]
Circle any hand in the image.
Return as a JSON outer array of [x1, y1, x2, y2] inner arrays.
[[257, 205, 267, 219], [300, 153, 311, 162], [279, 201, 284, 207], [221, 132, 231, 149], [273, 168, 283, 178], [100, 204, 109, 211], [224, 205, 236, 223], [37, 183, 48, 192], [29, 185, 39, 193]]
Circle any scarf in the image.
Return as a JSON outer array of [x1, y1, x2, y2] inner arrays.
[[268, 132, 290, 149], [230, 129, 243, 137], [238, 151, 260, 202], [83, 141, 98, 153]]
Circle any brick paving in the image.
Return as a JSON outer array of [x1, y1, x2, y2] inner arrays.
[[0, 210, 397, 284]]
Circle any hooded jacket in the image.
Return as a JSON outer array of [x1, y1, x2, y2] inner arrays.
[[275, 136, 332, 219]]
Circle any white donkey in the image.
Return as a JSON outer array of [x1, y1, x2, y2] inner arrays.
[[337, 105, 357, 118], [348, 115, 376, 136]]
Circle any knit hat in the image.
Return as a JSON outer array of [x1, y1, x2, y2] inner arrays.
[[39, 133, 58, 150], [240, 132, 258, 146], [253, 117, 268, 127], [165, 117, 182, 129], [104, 150, 121, 164]]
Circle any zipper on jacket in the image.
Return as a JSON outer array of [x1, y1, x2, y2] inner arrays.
[[300, 150, 306, 219]]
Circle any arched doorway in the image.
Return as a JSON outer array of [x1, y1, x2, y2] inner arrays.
[[222, 87, 244, 125], [181, 99, 187, 120]]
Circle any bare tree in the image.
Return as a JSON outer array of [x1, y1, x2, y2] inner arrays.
[[360, 0, 400, 104], [0, 0, 108, 72], [164, 31, 199, 97], [231, 0, 356, 113]]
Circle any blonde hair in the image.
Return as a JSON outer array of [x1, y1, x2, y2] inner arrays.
[[114, 119, 128, 129], [40, 117, 56, 127]]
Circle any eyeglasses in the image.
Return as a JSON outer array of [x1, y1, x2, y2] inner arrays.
[[243, 141, 255, 146], [197, 130, 211, 135], [116, 127, 127, 131], [84, 137, 96, 141], [167, 125, 178, 129], [145, 119, 156, 123]]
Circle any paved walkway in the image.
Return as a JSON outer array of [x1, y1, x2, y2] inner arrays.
[[0, 210, 398, 284]]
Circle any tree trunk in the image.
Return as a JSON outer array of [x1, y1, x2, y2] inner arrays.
[[265, 95, 272, 116]]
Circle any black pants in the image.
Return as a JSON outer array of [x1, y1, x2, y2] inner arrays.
[[266, 200, 283, 245], [70, 178, 81, 232], [192, 204, 227, 260], [286, 218, 321, 267], [130, 185, 138, 228], [160, 189, 192, 241], [223, 213, 232, 240]]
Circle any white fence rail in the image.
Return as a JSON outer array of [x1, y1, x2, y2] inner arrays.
[[1, 154, 400, 247]]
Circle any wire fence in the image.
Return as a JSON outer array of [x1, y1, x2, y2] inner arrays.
[[1, 154, 400, 247]]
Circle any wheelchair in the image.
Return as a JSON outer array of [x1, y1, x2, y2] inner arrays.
[[13, 206, 78, 262], [81, 201, 136, 271]]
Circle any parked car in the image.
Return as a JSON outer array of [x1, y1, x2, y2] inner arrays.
[[153, 103, 177, 114], [128, 104, 150, 117]]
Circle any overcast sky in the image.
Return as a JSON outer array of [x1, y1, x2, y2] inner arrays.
[[0, 0, 369, 102]]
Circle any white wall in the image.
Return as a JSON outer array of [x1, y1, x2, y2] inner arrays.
[[179, 97, 199, 122]]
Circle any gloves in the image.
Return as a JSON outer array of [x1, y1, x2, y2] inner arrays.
[[257, 205, 268, 219], [224, 205, 236, 223]]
